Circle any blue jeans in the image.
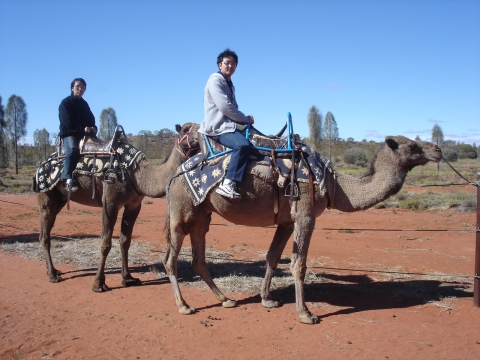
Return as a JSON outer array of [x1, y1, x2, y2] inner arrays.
[[61, 136, 81, 180], [211, 130, 251, 182]]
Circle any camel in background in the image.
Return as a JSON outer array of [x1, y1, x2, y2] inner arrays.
[[37, 123, 200, 292]]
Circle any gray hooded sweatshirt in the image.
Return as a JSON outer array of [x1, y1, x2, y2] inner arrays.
[[199, 72, 250, 136]]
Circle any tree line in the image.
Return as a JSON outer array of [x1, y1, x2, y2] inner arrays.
[[0, 95, 477, 171], [0, 94, 179, 171], [305, 105, 477, 165]]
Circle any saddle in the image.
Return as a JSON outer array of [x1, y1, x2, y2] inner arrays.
[[54, 126, 131, 207], [55, 126, 127, 158], [199, 123, 300, 159], [198, 115, 308, 221]]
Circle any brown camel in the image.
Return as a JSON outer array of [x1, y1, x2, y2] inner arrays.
[[38, 122, 200, 292], [163, 136, 442, 324]]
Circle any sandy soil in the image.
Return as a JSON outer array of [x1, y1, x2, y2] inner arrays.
[[1, 192, 479, 360]]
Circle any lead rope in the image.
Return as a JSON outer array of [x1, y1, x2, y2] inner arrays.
[[442, 156, 480, 187]]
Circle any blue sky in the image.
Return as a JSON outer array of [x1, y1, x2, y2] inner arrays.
[[1, 0, 479, 146]]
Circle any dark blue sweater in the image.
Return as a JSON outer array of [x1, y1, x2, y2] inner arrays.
[[58, 95, 96, 138]]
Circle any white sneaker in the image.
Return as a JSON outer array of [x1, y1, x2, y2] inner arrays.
[[216, 181, 241, 199]]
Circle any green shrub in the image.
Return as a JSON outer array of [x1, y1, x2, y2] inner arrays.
[[343, 147, 368, 166], [442, 149, 458, 162]]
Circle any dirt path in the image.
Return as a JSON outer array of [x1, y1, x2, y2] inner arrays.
[[1, 193, 479, 359]]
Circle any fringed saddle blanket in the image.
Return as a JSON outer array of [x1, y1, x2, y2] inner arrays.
[[32, 142, 144, 193], [180, 144, 332, 205]]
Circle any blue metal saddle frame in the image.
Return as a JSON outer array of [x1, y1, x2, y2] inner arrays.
[[202, 112, 298, 160]]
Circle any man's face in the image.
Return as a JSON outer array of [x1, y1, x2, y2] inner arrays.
[[71, 81, 86, 98], [218, 56, 237, 80]]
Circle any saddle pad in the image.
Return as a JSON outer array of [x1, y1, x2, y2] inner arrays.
[[32, 142, 144, 193], [180, 154, 227, 206], [179, 143, 332, 206]]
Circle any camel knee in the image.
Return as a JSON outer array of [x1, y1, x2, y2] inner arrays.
[[291, 263, 307, 281], [100, 243, 112, 256]]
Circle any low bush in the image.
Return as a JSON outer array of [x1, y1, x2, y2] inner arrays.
[[343, 147, 368, 166], [442, 149, 458, 162]]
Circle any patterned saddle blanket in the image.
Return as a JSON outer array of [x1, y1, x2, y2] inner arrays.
[[180, 143, 332, 205], [32, 141, 144, 193]]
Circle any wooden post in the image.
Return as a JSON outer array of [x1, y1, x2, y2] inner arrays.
[[474, 172, 480, 307]]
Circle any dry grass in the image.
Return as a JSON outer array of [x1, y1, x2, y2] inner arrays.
[[0, 234, 473, 308]]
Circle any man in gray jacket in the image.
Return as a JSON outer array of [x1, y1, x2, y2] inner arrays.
[[199, 49, 254, 199]]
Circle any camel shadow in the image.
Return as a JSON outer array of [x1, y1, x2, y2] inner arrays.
[[171, 259, 473, 314], [0, 233, 104, 243]]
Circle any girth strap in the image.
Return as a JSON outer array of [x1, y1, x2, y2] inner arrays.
[[91, 153, 97, 199], [270, 149, 279, 224], [299, 150, 314, 206]]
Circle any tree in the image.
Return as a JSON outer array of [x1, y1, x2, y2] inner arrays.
[[431, 124, 444, 146], [414, 135, 421, 142], [0, 96, 7, 168], [134, 130, 150, 153], [307, 106, 322, 151], [5, 95, 28, 174], [98, 107, 118, 140], [33, 128, 51, 160], [154, 128, 175, 138], [323, 111, 339, 160]]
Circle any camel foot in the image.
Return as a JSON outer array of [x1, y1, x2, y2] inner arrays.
[[179, 305, 196, 315], [48, 275, 62, 283], [92, 283, 110, 293], [48, 269, 63, 283], [261, 299, 283, 308], [122, 277, 141, 287], [298, 311, 320, 325], [222, 299, 237, 308]]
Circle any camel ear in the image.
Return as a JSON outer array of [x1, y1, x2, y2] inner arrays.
[[175, 124, 182, 134], [385, 137, 399, 150]]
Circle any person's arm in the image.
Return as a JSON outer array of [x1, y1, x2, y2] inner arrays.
[[208, 77, 251, 124], [59, 100, 72, 129]]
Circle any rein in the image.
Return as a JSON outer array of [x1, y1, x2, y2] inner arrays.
[[176, 125, 200, 159]]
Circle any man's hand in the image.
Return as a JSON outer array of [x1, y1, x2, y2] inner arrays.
[[85, 127, 96, 134], [247, 115, 255, 124]]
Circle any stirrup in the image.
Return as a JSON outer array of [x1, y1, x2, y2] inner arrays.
[[104, 169, 117, 184], [284, 182, 299, 198]]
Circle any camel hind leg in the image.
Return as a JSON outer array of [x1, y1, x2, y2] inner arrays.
[[118, 202, 142, 287], [291, 213, 319, 324], [189, 211, 236, 308], [38, 191, 66, 283], [92, 200, 120, 292]]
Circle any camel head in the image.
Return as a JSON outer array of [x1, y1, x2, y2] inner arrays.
[[175, 123, 201, 159], [383, 135, 442, 171]]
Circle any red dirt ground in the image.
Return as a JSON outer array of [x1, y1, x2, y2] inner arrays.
[[1, 192, 479, 359]]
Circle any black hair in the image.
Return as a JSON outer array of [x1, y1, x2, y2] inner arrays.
[[216, 48, 238, 66], [70, 78, 87, 91]]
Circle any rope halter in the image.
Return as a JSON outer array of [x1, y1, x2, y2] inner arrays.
[[176, 125, 200, 159]]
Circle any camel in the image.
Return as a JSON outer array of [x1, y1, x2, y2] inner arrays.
[[37, 122, 200, 292], [163, 136, 442, 324]]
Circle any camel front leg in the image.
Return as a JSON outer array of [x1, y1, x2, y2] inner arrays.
[[163, 222, 195, 315], [92, 202, 119, 292], [190, 212, 236, 308], [38, 192, 66, 283], [291, 215, 319, 324], [261, 224, 294, 308], [119, 202, 142, 287]]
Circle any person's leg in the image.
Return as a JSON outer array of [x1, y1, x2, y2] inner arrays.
[[61, 136, 80, 180], [212, 130, 251, 182]]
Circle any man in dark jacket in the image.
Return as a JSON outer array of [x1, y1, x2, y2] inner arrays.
[[59, 78, 96, 191]]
